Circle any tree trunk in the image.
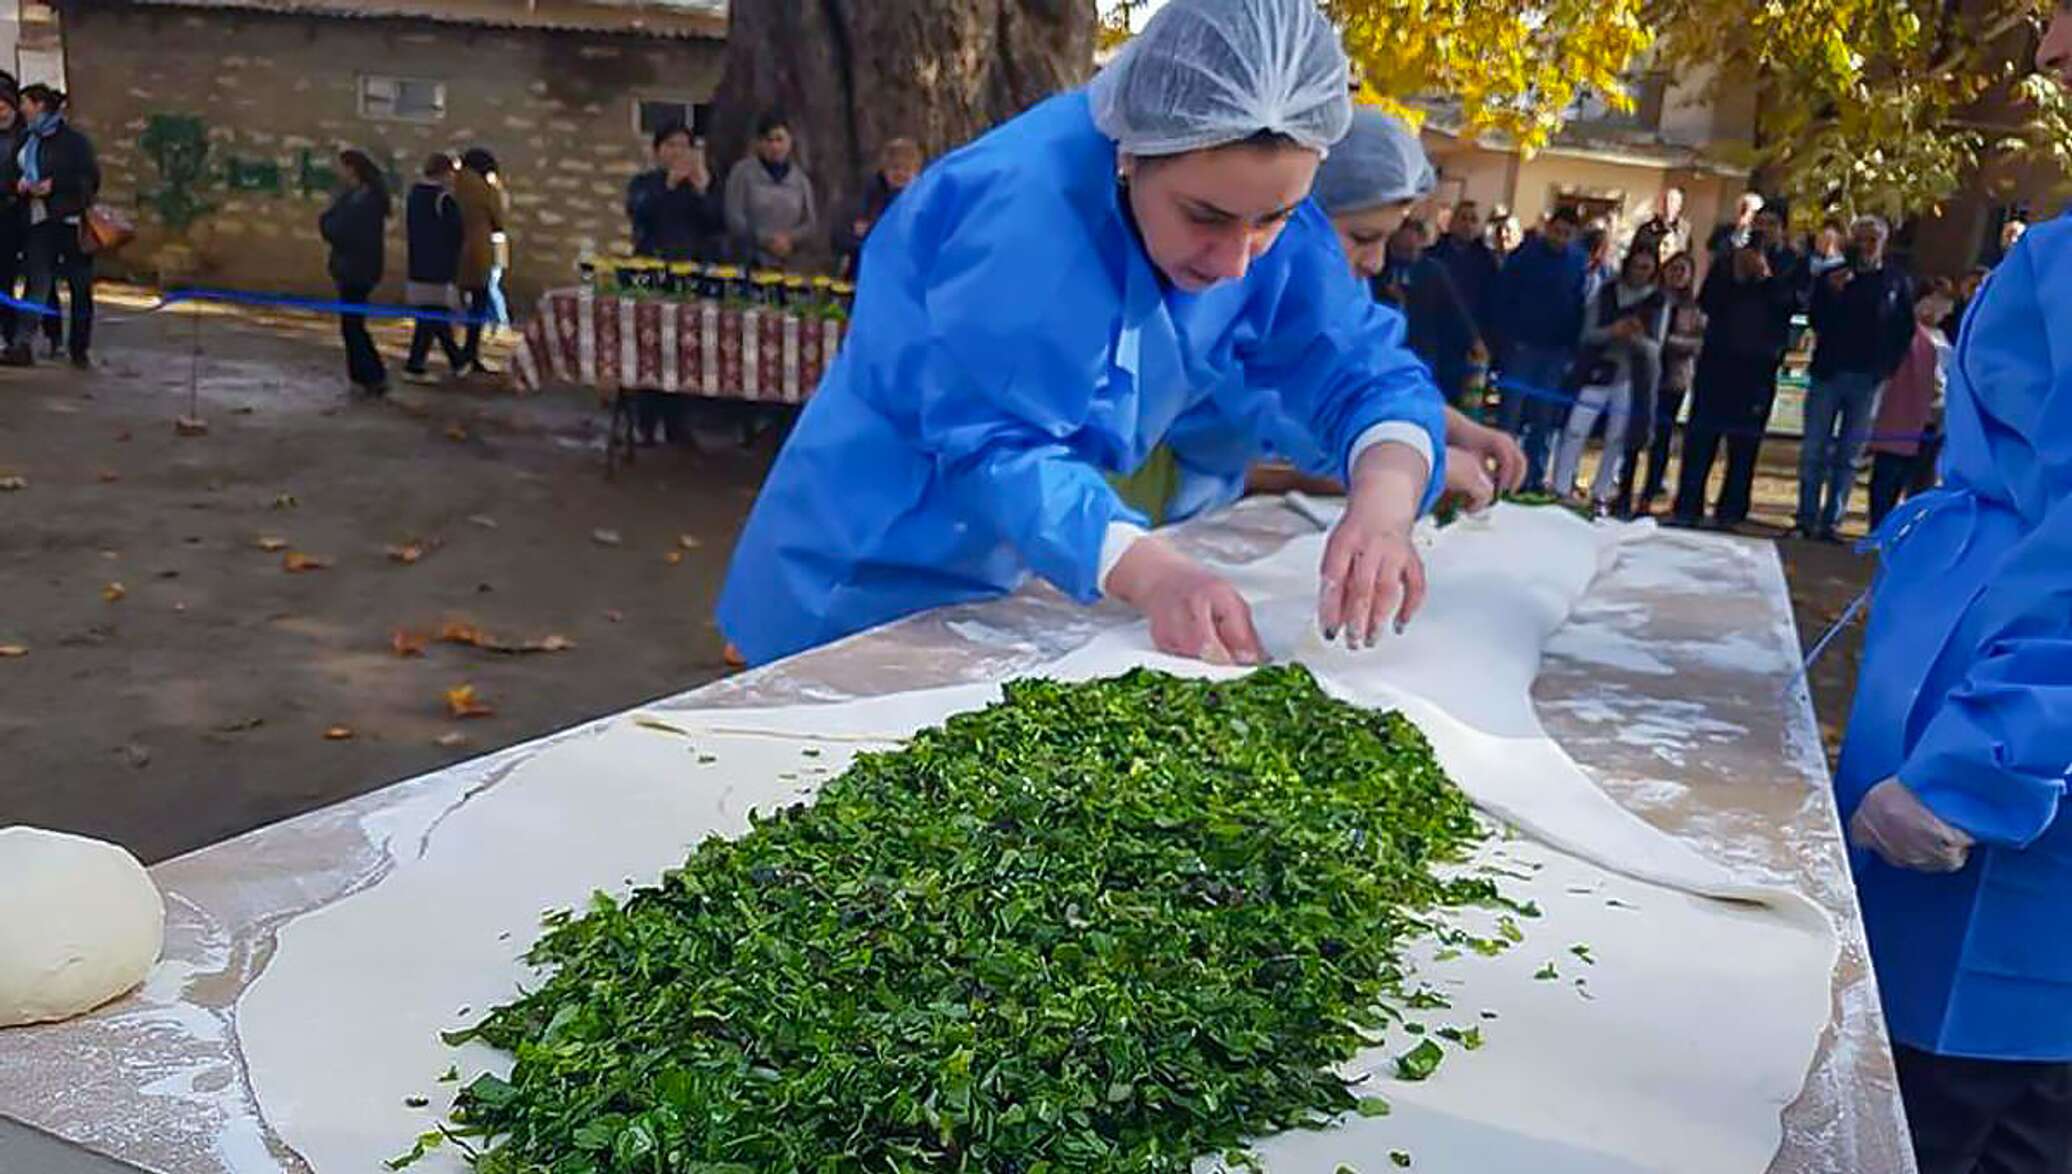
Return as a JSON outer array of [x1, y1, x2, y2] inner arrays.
[[708, 0, 1098, 269]]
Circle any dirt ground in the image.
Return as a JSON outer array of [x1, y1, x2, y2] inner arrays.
[[0, 290, 1878, 864]]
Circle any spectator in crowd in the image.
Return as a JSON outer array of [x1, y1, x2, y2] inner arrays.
[[1551, 246, 1668, 512], [1672, 225, 1803, 529], [0, 81, 29, 366], [1942, 264, 1988, 338], [400, 153, 465, 385], [1630, 185, 1690, 262], [1491, 205, 1588, 491], [1807, 218, 1849, 279], [623, 123, 724, 446], [1579, 222, 1617, 305], [726, 112, 818, 271], [1373, 217, 1485, 405], [15, 84, 96, 370], [318, 148, 391, 397], [1799, 214, 1916, 541], [1489, 208, 1523, 258], [1707, 191, 1766, 257], [627, 123, 724, 263], [1427, 197, 1501, 347], [1997, 215, 2028, 261], [1865, 291, 1954, 529], [1621, 249, 1704, 515], [453, 147, 504, 377], [832, 137, 923, 281]]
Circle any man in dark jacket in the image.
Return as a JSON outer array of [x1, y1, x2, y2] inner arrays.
[[1490, 206, 1588, 491], [1798, 214, 1915, 540], [15, 84, 97, 369], [1426, 198, 1501, 349], [401, 153, 465, 383], [830, 137, 922, 282], [626, 123, 724, 263], [1373, 217, 1481, 405], [1671, 232, 1804, 529]]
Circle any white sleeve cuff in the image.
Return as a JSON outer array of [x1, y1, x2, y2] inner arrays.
[[1097, 522, 1150, 594], [1347, 421, 1434, 483]]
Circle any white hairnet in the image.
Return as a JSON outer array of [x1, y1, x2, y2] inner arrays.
[[1310, 106, 1435, 216], [1088, 0, 1354, 158]]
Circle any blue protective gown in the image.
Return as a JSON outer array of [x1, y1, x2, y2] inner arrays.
[[716, 92, 1446, 666], [1836, 217, 2072, 1061]]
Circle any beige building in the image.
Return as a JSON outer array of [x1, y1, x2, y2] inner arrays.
[[60, 0, 728, 303], [1418, 65, 1756, 266]]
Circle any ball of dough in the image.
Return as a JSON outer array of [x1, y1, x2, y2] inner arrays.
[[0, 826, 164, 1027]]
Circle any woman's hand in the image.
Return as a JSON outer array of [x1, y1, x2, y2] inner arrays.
[[1318, 443, 1428, 649], [1441, 445, 1496, 512], [1106, 537, 1264, 665], [1444, 411, 1527, 498]]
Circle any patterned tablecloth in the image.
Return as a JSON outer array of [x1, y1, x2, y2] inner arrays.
[[512, 288, 846, 401]]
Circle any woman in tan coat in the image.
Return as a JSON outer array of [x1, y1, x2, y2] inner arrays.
[[454, 147, 504, 375]]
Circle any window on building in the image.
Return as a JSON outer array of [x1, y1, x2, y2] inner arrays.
[[635, 98, 712, 141], [359, 75, 447, 123]]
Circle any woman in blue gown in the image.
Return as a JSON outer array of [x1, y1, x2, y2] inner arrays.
[[1836, 10, 2072, 1171], [717, 0, 1447, 667]]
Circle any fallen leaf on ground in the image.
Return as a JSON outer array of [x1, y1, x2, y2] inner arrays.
[[282, 552, 332, 573], [677, 534, 701, 550], [466, 515, 498, 529], [435, 731, 469, 749], [633, 717, 692, 737], [591, 529, 623, 547], [96, 469, 120, 483], [174, 416, 209, 437], [445, 684, 495, 719], [0, 644, 26, 657], [440, 619, 491, 647], [0, 475, 25, 491], [444, 423, 469, 442], [272, 493, 298, 510], [387, 543, 425, 565], [391, 629, 430, 658], [254, 536, 290, 552], [323, 725, 355, 741], [664, 550, 684, 566], [102, 582, 127, 602], [213, 716, 265, 734]]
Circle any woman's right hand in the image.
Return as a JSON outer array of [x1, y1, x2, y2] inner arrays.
[[1105, 536, 1264, 666]]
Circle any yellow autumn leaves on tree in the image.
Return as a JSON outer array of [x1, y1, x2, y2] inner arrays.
[[1327, 0, 1651, 154]]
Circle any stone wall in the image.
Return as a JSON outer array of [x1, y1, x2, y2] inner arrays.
[[62, 4, 725, 304]]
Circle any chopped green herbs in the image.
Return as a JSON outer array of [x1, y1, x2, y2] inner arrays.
[[1534, 963, 1560, 981], [432, 667, 1502, 1171]]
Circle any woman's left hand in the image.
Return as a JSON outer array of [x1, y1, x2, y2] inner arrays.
[[1446, 414, 1527, 498], [1318, 444, 1428, 649]]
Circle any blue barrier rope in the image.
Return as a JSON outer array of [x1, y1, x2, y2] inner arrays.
[[0, 284, 497, 327]]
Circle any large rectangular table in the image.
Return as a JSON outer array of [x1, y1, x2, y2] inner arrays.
[[0, 501, 1914, 1173]]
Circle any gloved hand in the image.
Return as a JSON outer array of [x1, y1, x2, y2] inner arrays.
[[1444, 410, 1528, 501], [1318, 442, 1428, 650], [1850, 777, 1975, 873], [1107, 536, 1264, 666]]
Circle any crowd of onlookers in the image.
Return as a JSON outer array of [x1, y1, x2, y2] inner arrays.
[[1380, 185, 2016, 540], [0, 76, 101, 371]]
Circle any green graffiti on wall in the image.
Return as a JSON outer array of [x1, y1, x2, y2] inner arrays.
[[224, 155, 283, 193], [139, 114, 216, 230]]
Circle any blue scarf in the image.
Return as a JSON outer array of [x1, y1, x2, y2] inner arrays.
[[18, 111, 58, 187]]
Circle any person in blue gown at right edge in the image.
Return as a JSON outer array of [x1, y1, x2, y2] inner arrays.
[[716, 0, 1448, 669], [1836, 9, 2072, 1172]]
